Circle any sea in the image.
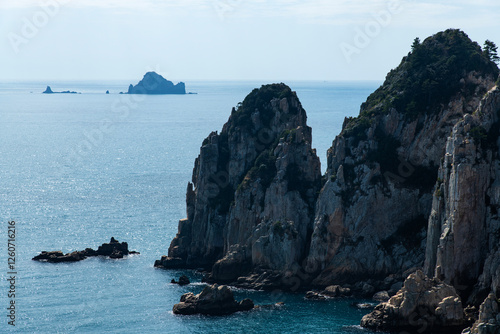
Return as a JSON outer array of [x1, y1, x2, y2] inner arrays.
[[0, 80, 380, 333]]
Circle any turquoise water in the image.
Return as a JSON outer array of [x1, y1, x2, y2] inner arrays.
[[0, 81, 379, 333]]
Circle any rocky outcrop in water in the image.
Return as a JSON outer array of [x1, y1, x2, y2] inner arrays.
[[171, 275, 191, 286], [172, 284, 254, 315], [42, 85, 79, 94], [127, 72, 185, 94], [32, 237, 139, 262], [361, 270, 468, 332]]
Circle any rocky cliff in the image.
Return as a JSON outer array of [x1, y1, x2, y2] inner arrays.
[[156, 83, 321, 287], [157, 29, 500, 331], [308, 29, 498, 288], [424, 84, 500, 303]]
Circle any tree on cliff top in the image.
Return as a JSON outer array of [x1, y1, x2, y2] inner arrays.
[[343, 29, 500, 137], [411, 37, 421, 52], [483, 40, 499, 64]]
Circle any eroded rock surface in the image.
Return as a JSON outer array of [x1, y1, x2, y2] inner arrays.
[[361, 270, 467, 332], [172, 284, 254, 315]]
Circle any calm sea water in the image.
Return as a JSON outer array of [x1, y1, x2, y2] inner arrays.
[[0, 80, 379, 333]]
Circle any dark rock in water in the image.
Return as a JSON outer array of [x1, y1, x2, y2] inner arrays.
[[42, 85, 79, 94], [43, 86, 54, 94], [96, 237, 129, 257], [305, 291, 327, 300], [171, 275, 190, 286], [178, 275, 190, 286], [82, 248, 97, 257], [322, 285, 351, 297], [106, 90, 109, 94], [109, 250, 123, 259], [32, 250, 82, 262], [127, 72, 186, 95], [172, 284, 254, 315], [154, 256, 186, 269], [32, 238, 139, 263]]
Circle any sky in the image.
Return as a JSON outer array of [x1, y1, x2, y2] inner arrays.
[[1, 0, 499, 82]]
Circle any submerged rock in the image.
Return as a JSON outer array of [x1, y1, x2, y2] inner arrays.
[[172, 284, 254, 315], [305, 291, 327, 300], [32, 238, 139, 263], [361, 270, 467, 333]]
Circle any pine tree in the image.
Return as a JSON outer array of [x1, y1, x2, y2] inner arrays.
[[483, 40, 500, 64], [411, 37, 421, 52]]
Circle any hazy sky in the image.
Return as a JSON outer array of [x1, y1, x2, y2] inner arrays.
[[1, 0, 499, 81]]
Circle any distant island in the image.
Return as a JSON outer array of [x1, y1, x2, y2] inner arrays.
[[127, 72, 186, 94], [42, 86, 80, 94]]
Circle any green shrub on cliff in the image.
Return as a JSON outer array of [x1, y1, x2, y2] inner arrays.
[[343, 29, 500, 136]]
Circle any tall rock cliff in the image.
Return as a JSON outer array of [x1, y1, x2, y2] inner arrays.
[[424, 85, 500, 302], [307, 29, 499, 286], [156, 83, 322, 285]]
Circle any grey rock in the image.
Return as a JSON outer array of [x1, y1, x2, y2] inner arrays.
[[361, 270, 467, 332], [463, 293, 500, 334], [305, 291, 326, 300], [372, 291, 390, 302], [388, 281, 403, 296], [172, 284, 254, 315]]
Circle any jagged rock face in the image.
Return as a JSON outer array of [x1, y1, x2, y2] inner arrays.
[[463, 293, 500, 334], [308, 29, 499, 285], [217, 125, 321, 279], [172, 284, 254, 315], [361, 270, 467, 333], [163, 84, 321, 278], [424, 87, 500, 297]]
